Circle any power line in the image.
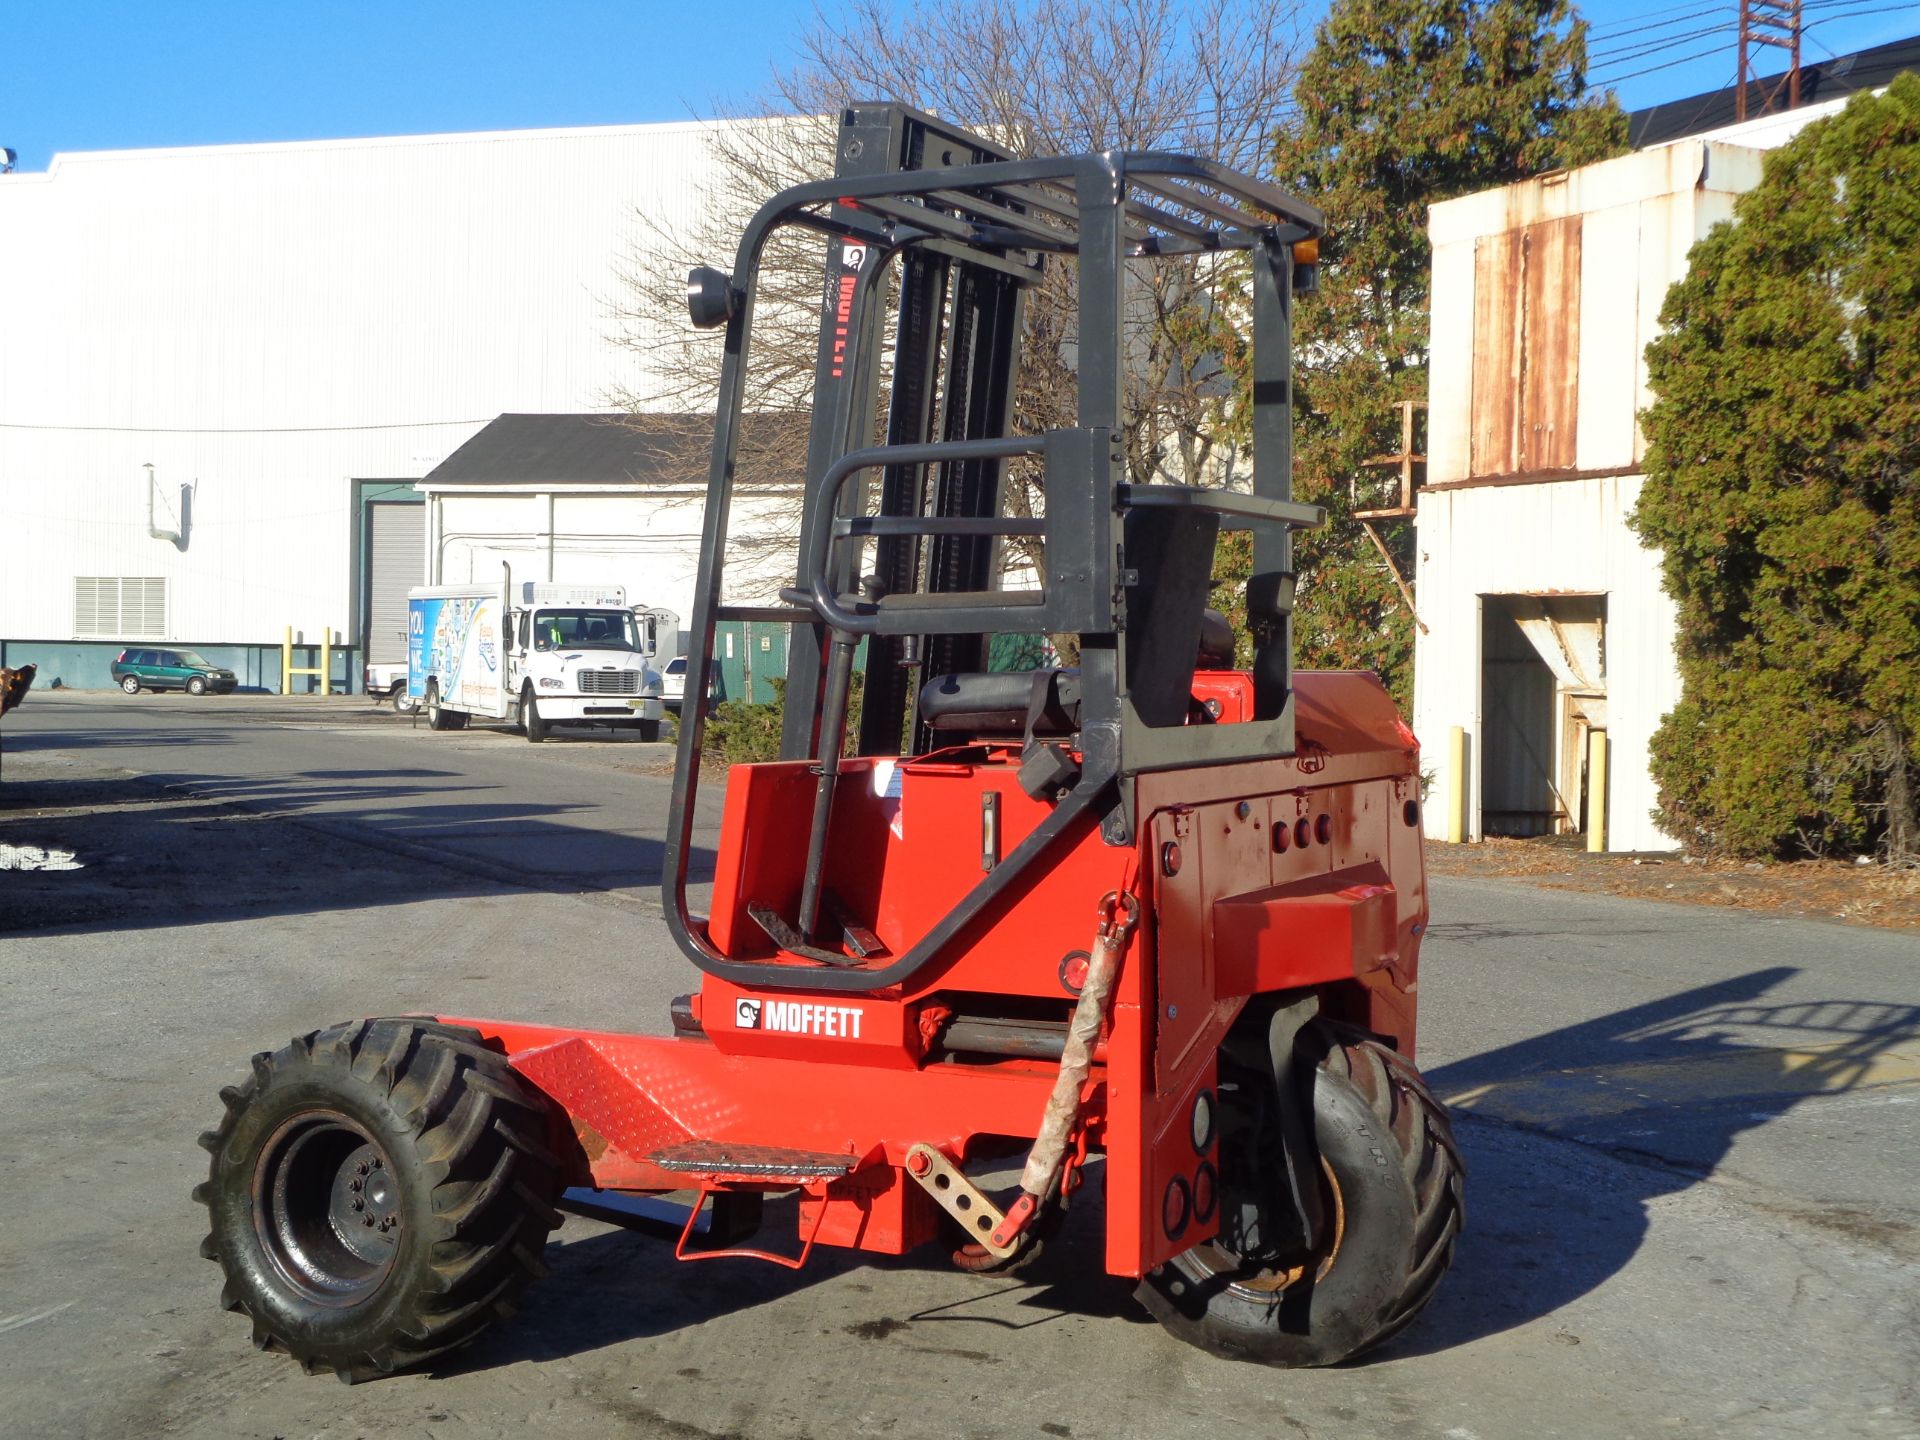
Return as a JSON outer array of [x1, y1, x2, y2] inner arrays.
[[1802, 0, 1920, 24], [1594, 40, 1747, 84], [1583, 0, 1731, 33], [1587, 6, 1735, 54], [1583, 0, 1913, 89], [1592, 24, 1737, 71]]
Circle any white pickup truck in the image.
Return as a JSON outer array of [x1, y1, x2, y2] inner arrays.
[[407, 581, 666, 741], [364, 658, 416, 711]]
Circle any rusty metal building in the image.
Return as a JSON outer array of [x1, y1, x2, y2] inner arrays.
[[1414, 98, 1860, 853]]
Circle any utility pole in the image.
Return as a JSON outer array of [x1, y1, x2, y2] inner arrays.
[[1736, 0, 1803, 123]]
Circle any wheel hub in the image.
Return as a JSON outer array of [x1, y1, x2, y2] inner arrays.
[[327, 1144, 401, 1258], [253, 1112, 400, 1304], [1206, 1155, 1345, 1295]]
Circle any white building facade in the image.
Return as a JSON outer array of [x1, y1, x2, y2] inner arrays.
[[0, 119, 755, 690], [1415, 102, 1852, 852]]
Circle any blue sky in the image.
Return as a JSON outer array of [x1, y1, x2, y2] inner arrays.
[[3, 1, 1915, 172]]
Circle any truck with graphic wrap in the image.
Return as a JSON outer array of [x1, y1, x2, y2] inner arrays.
[[408, 580, 665, 741]]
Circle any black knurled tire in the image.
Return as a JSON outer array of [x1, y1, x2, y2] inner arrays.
[[194, 1018, 562, 1382], [1135, 1025, 1464, 1367], [1321, 1032, 1467, 1353], [426, 684, 465, 731]]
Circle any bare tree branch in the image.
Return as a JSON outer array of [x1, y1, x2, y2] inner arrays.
[[608, 0, 1306, 612]]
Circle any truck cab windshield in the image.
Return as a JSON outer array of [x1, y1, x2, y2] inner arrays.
[[532, 609, 640, 652]]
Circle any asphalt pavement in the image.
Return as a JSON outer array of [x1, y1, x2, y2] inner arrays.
[[1, 689, 1916, 1439]]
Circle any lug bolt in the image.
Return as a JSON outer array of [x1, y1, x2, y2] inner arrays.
[[349, 1178, 362, 1192], [363, 1216, 375, 1227], [351, 1199, 364, 1212], [356, 1161, 370, 1175], [371, 1157, 383, 1170]]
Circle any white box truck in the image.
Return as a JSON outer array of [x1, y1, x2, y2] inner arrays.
[[408, 579, 665, 741]]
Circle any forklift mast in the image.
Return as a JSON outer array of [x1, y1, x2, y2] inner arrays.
[[780, 106, 1029, 761], [664, 102, 1324, 987]]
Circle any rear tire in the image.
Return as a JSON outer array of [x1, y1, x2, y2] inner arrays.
[[425, 683, 464, 731], [1136, 1027, 1463, 1367], [194, 1019, 561, 1382], [121, 675, 140, 694]]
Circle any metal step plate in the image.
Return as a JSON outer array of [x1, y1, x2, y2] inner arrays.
[[649, 1140, 858, 1180]]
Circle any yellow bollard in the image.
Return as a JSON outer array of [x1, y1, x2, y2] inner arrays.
[[1447, 726, 1469, 843], [281, 626, 332, 695], [1587, 730, 1609, 853]]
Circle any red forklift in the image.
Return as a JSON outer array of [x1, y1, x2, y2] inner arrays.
[[196, 105, 1461, 1381]]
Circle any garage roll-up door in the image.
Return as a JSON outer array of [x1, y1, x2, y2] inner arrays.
[[367, 501, 425, 664]]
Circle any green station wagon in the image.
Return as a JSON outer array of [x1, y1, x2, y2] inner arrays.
[[111, 647, 238, 696]]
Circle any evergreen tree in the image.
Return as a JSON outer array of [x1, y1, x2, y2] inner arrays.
[[1224, 0, 1624, 701], [1631, 77, 1920, 861]]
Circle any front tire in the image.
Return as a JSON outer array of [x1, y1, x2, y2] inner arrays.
[[121, 675, 141, 694], [635, 718, 660, 743], [186, 676, 208, 696], [194, 1018, 562, 1382], [1136, 1028, 1463, 1367], [520, 687, 548, 743]]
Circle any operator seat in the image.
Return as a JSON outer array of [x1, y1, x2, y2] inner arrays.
[[916, 609, 1235, 739], [919, 668, 1081, 737]]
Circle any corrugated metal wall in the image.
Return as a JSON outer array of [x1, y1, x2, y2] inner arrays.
[[1415, 110, 1842, 853], [1415, 478, 1680, 852], [1470, 216, 1582, 477], [0, 121, 755, 658]]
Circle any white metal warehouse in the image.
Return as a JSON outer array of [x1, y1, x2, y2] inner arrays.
[[1415, 100, 1855, 854], [0, 119, 753, 691]]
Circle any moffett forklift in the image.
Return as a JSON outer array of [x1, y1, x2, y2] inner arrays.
[[195, 105, 1462, 1381]]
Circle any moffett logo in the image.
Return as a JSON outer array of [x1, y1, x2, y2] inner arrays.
[[830, 272, 858, 379], [842, 243, 867, 272], [733, 998, 864, 1038]]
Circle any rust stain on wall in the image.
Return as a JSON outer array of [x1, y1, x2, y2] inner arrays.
[[1470, 216, 1582, 478]]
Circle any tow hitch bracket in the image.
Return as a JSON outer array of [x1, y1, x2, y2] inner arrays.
[[902, 1143, 1019, 1261]]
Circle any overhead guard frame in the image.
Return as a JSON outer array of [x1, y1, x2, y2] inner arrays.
[[662, 105, 1325, 993]]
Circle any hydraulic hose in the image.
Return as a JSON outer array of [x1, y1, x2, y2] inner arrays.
[[993, 889, 1139, 1248]]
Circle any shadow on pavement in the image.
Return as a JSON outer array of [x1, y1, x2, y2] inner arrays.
[[445, 1172, 1148, 1374], [3, 726, 239, 751], [1393, 967, 1920, 1356], [0, 767, 714, 936]]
